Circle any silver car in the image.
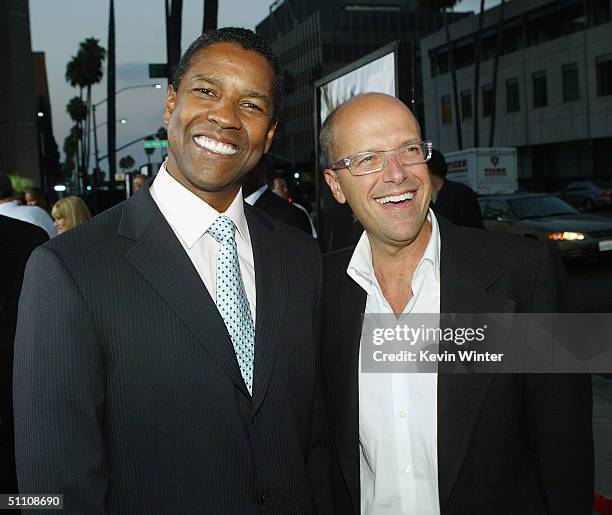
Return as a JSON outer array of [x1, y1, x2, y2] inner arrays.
[[479, 193, 612, 259]]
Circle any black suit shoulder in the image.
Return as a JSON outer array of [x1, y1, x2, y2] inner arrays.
[[254, 189, 312, 235], [0, 216, 48, 327], [245, 202, 320, 263]]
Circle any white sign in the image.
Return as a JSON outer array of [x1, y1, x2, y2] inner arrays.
[[598, 240, 612, 252], [319, 51, 395, 124]]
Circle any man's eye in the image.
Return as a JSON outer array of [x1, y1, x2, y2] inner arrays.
[[195, 88, 214, 96], [354, 154, 377, 165], [242, 102, 262, 111]]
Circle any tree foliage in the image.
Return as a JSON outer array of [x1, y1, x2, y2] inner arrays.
[[119, 155, 135, 172]]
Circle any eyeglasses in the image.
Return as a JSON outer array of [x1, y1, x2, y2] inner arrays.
[[328, 140, 433, 176]]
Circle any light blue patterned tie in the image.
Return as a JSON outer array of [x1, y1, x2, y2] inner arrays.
[[207, 215, 255, 394]]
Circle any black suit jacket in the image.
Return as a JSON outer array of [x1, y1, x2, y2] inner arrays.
[[254, 188, 312, 235], [322, 217, 593, 515], [0, 216, 47, 496], [432, 179, 484, 229], [14, 186, 333, 514]]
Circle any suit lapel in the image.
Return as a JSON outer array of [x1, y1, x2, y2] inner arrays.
[[245, 205, 289, 416], [323, 258, 365, 513], [437, 218, 515, 511], [119, 188, 250, 397]]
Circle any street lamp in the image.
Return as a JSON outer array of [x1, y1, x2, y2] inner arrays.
[[91, 83, 162, 180], [90, 118, 127, 133]]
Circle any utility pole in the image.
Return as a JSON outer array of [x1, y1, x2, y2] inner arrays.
[[166, 0, 183, 82], [107, 0, 116, 189], [203, 0, 218, 32]]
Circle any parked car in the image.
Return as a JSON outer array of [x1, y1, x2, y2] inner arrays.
[[479, 193, 612, 259], [557, 179, 612, 211]]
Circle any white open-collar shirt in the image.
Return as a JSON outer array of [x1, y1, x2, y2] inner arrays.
[[348, 209, 441, 515], [149, 162, 256, 322]]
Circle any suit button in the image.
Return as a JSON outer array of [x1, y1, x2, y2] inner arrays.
[[258, 492, 270, 505]]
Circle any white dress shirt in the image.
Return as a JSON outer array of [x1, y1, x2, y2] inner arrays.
[[0, 200, 56, 238], [244, 184, 267, 206], [348, 209, 441, 515], [149, 163, 256, 321]]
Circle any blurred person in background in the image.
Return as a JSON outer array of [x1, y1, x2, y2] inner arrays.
[[25, 187, 48, 211], [269, 172, 317, 238], [270, 174, 290, 200], [0, 173, 56, 238], [244, 160, 312, 235], [132, 174, 149, 193], [51, 196, 91, 235], [428, 149, 483, 229], [0, 216, 47, 503]]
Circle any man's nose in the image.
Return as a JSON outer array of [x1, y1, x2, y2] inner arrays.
[[381, 150, 407, 184], [207, 99, 242, 130]]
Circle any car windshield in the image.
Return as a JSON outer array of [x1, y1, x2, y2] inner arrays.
[[508, 196, 579, 219], [594, 180, 612, 189]]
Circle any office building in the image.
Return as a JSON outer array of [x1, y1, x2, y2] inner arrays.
[[0, 0, 40, 185], [421, 0, 612, 186]]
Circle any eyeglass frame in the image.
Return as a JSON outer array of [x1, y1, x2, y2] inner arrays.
[[327, 140, 433, 176]]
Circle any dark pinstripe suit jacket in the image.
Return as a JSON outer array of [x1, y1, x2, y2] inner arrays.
[[13, 186, 333, 514]]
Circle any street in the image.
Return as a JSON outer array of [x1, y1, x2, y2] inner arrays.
[[564, 212, 612, 499]]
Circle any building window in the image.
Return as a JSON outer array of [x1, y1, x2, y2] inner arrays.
[[562, 63, 580, 102], [441, 95, 452, 125], [597, 54, 612, 96], [532, 71, 548, 107], [461, 90, 472, 120], [506, 78, 520, 112], [482, 85, 494, 117]]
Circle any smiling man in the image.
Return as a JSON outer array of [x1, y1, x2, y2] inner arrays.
[[320, 93, 593, 514], [14, 28, 332, 514]]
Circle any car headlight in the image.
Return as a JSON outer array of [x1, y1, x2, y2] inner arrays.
[[546, 232, 585, 241]]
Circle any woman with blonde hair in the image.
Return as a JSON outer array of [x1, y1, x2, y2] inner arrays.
[[51, 196, 91, 234]]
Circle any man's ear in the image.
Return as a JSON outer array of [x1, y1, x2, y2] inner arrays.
[[263, 121, 277, 154], [324, 168, 346, 204], [163, 86, 176, 124]]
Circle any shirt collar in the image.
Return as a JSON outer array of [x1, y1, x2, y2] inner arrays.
[[244, 184, 267, 206], [150, 162, 251, 249], [347, 208, 441, 292]]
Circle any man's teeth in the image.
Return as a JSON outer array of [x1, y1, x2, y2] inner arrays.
[[375, 192, 415, 204], [193, 135, 237, 155]]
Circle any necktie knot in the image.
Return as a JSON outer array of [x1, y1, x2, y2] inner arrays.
[[208, 215, 236, 243]]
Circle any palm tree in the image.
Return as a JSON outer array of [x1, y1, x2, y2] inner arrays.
[[66, 97, 87, 191], [203, 0, 218, 32], [472, 0, 486, 147], [119, 155, 136, 174], [78, 38, 106, 171], [65, 38, 106, 184], [488, 0, 506, 147], [418, 0, 463, 150]]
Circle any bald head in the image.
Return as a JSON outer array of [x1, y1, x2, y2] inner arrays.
[[320, 93, 421, 165]]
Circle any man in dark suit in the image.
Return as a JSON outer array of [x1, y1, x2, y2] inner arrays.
[[14, 28, 331, 514], [428, 149, 484, 229], [0, 216, 47, 501], [320, 93, 593, 514], [244, 160, 312, 234]]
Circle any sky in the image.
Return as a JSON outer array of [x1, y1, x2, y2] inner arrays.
[[29, 0, 495, 171]]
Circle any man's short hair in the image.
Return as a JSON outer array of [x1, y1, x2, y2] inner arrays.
[[172, 27, 284, 121], [319, 102, 346, 166], [0, 173, 14, 199], [427, 149, 448, 178]]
